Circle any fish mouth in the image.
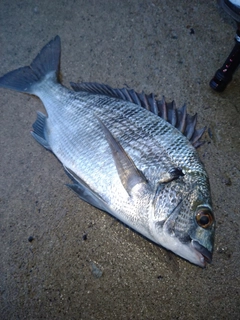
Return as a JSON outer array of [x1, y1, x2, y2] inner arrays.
[[191, 240, 213, 265]]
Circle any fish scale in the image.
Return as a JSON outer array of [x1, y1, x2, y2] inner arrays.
[[45, 87, 172, 181], [0, 35, 215, 267]]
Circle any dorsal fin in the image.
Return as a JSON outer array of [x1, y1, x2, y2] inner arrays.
[[70, 82, 206, 148]]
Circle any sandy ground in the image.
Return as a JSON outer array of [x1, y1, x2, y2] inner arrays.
[[0, 1, 239, 319]]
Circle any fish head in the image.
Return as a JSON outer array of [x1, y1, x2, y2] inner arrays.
[[150, 176, 215, 267]]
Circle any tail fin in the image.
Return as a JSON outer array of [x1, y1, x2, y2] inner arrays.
[[0, 35, 61, 94]]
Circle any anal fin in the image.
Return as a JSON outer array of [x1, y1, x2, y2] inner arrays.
[[31, 111, 51, 150]]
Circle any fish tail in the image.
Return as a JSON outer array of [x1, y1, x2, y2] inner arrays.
[[0, 35, 61, 94]]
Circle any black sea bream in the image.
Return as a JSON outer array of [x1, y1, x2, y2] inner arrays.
[[0, 36, 215, 267]]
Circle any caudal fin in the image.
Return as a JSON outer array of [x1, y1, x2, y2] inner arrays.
[[0, 35, 61, 94]]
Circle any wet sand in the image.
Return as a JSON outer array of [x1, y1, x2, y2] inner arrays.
[[0, 1, 239, 319]]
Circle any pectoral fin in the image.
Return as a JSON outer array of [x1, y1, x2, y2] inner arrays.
[[159, 167, 184, 184], [65, 166, 112, 214], [97, 118, 148, 194]]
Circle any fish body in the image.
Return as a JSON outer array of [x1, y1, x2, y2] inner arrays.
[[0, 36, 215, 267]]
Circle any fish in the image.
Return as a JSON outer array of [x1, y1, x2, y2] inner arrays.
[[0, 36, 215, 267]]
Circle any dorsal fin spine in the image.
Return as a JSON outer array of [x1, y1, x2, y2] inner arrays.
[[70, 81, 206, 147]]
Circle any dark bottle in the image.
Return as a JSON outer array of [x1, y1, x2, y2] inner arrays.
[[209, 30, 240, 92], [210, 0, 240, 93]]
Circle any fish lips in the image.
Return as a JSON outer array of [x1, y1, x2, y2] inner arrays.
[[191, 240, 213, 265]]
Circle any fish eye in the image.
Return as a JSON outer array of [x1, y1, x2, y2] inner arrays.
[[196, 209, 214, 228]]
